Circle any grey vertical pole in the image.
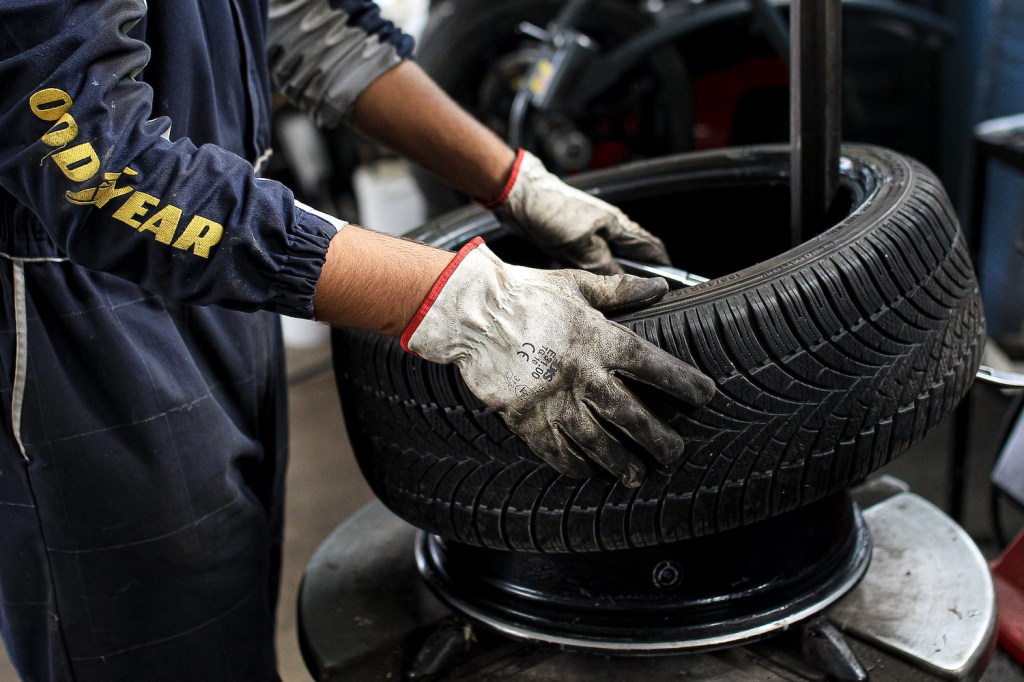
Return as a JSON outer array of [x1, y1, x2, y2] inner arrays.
[[790, 0, 842, 246]]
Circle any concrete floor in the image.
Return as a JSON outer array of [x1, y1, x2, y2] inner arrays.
[[0, 328, 1022, 681]]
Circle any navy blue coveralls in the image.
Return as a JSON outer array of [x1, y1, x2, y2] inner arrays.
[[0, 1, 411, 679]]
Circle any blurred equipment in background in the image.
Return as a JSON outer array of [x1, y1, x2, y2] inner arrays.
[[971, 0, 1024, 342], [265, 0, 431, 227], [411, 0, 952, 216], [268, 0, 430, 349]]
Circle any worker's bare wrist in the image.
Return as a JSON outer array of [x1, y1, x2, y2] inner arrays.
[[477, 148, 524, 209], [313, 227, 455, 337]]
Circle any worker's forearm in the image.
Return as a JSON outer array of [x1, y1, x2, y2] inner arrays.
[[350, 61, 516, 202], [316, 63, 518, 334], [312, 226, 453, 336]]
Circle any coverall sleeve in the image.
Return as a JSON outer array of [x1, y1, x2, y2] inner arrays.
[[0, 1, 342, 319], [268, 0, 416, 128]]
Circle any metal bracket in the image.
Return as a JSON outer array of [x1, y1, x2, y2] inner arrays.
[[976, 365, 1024, 389]]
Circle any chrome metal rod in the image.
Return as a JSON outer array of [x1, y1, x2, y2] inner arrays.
[[791, 0, 842, 246], [615, 258, 709, 288]]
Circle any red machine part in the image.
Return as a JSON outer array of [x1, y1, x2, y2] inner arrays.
[[991, 529, 1024, 665]]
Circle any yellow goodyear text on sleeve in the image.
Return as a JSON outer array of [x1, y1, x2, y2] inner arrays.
[[29, 88, 224, 259]]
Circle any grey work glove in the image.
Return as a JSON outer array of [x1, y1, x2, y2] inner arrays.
[[401, 238, 716, 487], [483, 149, 671, 275]]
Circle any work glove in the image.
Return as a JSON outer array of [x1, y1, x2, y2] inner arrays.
[[482, 149, 671, 275], [402, 238, 716, 487]]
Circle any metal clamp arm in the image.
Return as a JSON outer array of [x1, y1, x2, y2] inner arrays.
[[976, 365, 1024, 389]]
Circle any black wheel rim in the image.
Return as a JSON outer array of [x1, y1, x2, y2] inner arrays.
[[415, 490, 872, 652]]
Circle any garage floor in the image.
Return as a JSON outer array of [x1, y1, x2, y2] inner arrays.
[[0, 329, 1022, 680]]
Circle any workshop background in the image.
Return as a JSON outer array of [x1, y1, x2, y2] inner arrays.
[[3, 0, 1024, 680]]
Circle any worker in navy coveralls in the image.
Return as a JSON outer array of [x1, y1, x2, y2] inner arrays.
[[0, 1, 715, 679]]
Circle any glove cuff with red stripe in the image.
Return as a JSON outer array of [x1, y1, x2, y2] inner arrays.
[[475, 149, 672, 275], [476, 148, 526, 210], [401, 236, 487, 358]]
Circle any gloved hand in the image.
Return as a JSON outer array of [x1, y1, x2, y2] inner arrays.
[[482, 149, 671, 275], [402, 238, 715, 487]]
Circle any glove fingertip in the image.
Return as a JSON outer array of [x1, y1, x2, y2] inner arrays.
[[608, 232, 672, 267], [610, 276, 669, 312], [692, 372, 717, 405], [635, 274, 670, 297], [649, 429, 686, 468], [573, 271, 667, 313], [668, 366, 717, 407]]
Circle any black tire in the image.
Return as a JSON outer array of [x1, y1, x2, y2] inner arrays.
[[332, 144, 985, 553], [412, 0, 693, 216]]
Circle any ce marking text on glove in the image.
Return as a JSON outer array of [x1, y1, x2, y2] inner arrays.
[[527, 344, 563, 383], [503, 370, 532, 400]]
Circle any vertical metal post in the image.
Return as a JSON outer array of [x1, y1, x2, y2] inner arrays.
[[790, 0, 842, 246]]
